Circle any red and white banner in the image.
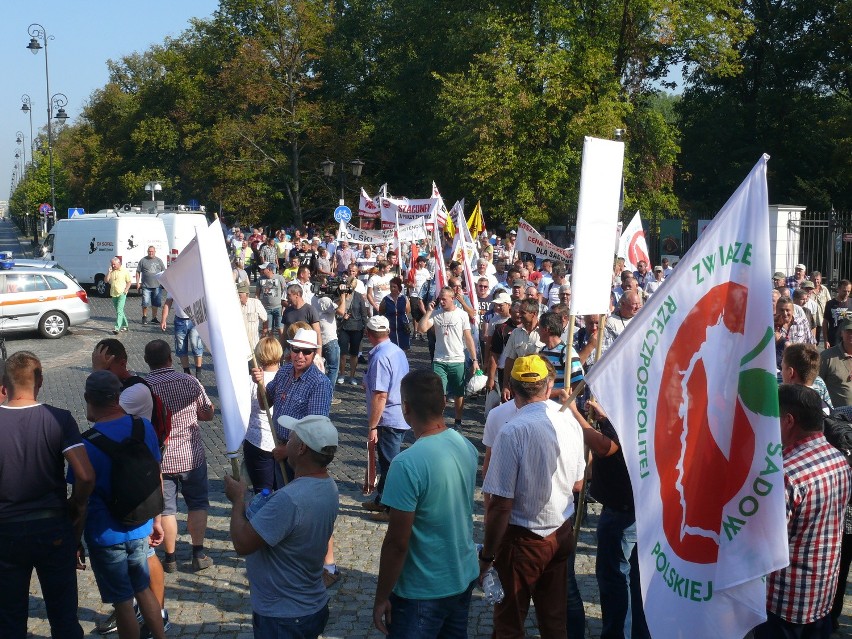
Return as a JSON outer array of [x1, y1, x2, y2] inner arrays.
[[618, 211, 650, 271], [158, 221, 252, 457], [585, 155, 787, 638], [358, 188, 380, 219], [380, 196, 439, 230], [516, 217, 573, 264], [432, 181, 449, 228], [337, 217, 428, 245]]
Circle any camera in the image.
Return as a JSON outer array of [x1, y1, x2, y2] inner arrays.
[[315, 276, 350, 298]]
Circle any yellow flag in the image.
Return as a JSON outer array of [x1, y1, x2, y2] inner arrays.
[[444, 210, 456, 237], [467, 201, 485, 237]]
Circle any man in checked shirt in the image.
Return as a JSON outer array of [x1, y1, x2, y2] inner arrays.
[[755, 385, 852, 638], [143, 340, 215, 573]]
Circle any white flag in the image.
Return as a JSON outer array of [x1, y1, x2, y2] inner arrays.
[[570, 137, 625, 315], [584, 155, 788, 638], [618, 211, 650, 272], [158, 221, 253, 457]]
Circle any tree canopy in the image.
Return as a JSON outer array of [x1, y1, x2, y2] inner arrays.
[[9, 0, 849, 230]]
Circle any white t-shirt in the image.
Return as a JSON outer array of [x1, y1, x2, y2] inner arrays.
[[432, 307, 471, 363], [410, 267, 431, 298], [367, 273, 392, 307], [311, 296, 338, 344], [483, 398, 520, 447]]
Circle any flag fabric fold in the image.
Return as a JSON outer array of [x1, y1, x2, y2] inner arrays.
[[618, 210, 650, 272], [157, 221, 253, 457], [584, 155, 788, 638]]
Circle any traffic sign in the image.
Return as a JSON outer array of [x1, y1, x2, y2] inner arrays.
[[39, 203, 51, 215], [334, 205, 352, 223], [68, 207, 85, 218], [188, 199, 199, 210]]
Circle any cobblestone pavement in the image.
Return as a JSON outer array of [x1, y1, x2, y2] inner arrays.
[[3, 218, 851, 638]]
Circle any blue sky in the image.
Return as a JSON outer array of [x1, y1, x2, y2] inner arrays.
[[1, 0, 220, 207]]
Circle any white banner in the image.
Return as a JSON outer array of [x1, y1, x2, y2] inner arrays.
[[337, 217, 428, 245], [158, 221, 252, 456], [516, 218, 573, 264], [585, 155, 788, 638], [358, 188, 380, 219], [617, 211, 650, 272], [570, 137, 625, 315], [380, 196, 438, 230]]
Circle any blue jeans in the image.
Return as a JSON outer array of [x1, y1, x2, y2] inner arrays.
[[566, 549, 586, 637], [596, 507, 650, 639], [387, 579, 475, 638], [322, 339, 340, 391], [140, 286, 162, 309], [174, 317, 204, 357], [252, 604, 329, 639], [376, 427, 407, 503], [0, 516, 83, 639], [266, 307, 282, 334], [87, 537, 150, 604]]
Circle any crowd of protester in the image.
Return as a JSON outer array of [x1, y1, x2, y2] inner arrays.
[[3, 219, 852, 639]]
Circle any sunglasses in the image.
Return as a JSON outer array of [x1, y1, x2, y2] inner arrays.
[[290, 347, 316, 355]]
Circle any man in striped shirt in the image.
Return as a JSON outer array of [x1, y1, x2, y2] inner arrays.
[[144, 340, 215, 574], [755, 384, 852, 637], [537, 312, 583, 401]]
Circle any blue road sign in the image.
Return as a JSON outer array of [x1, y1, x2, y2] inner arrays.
[[68, 207, 85, 218], [188, 199, 199, 210], [334, 205, 352, 223], [39, 203, 51, 215]]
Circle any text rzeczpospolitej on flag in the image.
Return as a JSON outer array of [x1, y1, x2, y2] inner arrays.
[[585, 155, 788, 638]]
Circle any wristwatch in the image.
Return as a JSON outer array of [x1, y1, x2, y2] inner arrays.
[[478, 547, 495, 563]]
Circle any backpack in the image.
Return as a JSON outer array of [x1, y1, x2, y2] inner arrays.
[[122, 375, 172, 453], [83, 416, 164, 527]]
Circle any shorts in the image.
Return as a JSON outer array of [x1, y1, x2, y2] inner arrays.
[[266, 307, 282, 333], [162, 464, 210, 515], [87, 537, 150, 604], [174, 316, 204, 357], [338, 328, 364, 357], [433, 360, 465, 398], [140, 286, 162, 309]]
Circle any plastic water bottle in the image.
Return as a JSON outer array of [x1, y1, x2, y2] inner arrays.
[[246, 488, 272, 520], [481, 567, 504, 604], [475, 544, 505, 604]]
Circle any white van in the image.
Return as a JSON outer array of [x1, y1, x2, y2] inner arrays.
[[86, 206, 209, 265], [41, 213, 169, 296]]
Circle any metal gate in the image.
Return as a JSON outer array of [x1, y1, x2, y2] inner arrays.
[[788, 210, 852, 288]]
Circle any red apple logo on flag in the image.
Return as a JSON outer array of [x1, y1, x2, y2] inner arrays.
[[627, 231, 650, 267], [655, 282, 777, 564]]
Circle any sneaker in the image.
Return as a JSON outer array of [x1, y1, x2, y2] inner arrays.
[[331, 398, 342, 406], [336, 377, 344, 385], [96, 611, 118, 635], [139, 609, 171, 639], [142, 317, 149, 325], [349, 377, 359, 386], [358, 354, 368, 364], [151, 315, 158, 323], [361, 499, 385, 512], [322, 568, 341, 588], [370, 510, 391, 523], [192, 554, 213, 571], [120, 327, 128, 332], [162, 558, 177, 573], [112, 330, 120, 335]]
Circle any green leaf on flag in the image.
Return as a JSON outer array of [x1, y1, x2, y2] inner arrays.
[[740, 327, 774, 367], [738, 368, 780, 417]]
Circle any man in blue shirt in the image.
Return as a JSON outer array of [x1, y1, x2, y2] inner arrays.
[[361, 316, 411, 522], [70, 371, 165, 639], [372, 370, 479, 637]]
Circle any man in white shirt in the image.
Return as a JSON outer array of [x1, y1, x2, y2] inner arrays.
[[366, 261, 392, 314], [480, 355, 585, 637], [418, 286, 480, 430]]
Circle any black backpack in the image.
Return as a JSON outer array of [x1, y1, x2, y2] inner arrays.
[[83, 416, 164, 527]]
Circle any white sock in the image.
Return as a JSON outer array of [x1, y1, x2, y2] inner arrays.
[[323, 563, 336, 574]]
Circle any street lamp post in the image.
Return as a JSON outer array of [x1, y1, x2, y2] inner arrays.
[[27, 23, 70, 225], [320, 158, 365, 206], [16, 133, 27, 177], [21, 95, 35, 161]]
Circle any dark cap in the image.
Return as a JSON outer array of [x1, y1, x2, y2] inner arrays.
[[85, 370, 122, 400]]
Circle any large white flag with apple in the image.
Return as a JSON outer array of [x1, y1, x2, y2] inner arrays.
[[584, 155, 788, 638]]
